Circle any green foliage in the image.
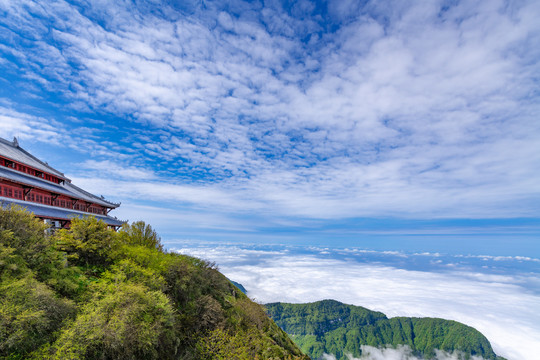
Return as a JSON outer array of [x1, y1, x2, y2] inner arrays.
[[0, 204, 49, 250], [0, 206, 308, 360], [0, 275, 75, 358], [0, 204, 51, 273], [196, 326, 305, 360], [0, 243, 29, 280], [195, 298, 308, 360], [50, 282, 176, 360], [116, 243, 176, 274], [266, 300, 505, 360], [0, 205, 85, 298], [55, 216, 119, 269], [393, 317, 497, 358], [196, 327, 261, 360], [118, 220, 163, 252], [100, 258, 166, 292]]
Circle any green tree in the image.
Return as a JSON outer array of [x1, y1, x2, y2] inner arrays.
[[55, 216, 118, 269], [118, 221, 163, 252], [0, 204, 50, 270], [50, 282, 176, 360], [0, 205, 309, 360], [0, 205, 84, 297], [0, 275, 75, 358], [266, 300, 504, 360]]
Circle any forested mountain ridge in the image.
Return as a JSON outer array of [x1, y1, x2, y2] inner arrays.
[[266, 300, 506, 360], [0, 205, 308, 360]]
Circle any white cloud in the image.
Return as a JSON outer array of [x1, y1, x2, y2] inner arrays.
[[175, 244, 540, 360], [323, 345, 488, 360], [77, 160, 157, 180], [0, 107, 62, 144], [69, 176, 264, 212], [1, 0, 540, 220], [107, 201, 275, 238], [0, 105, 138, 167]]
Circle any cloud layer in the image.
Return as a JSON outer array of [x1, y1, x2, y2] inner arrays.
[[174, 243, 540, 360], [323, 345, 488, 360], [1, 0, 539, 224]]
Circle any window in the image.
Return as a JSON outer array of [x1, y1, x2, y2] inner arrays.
[[14, 189, 22, 199]]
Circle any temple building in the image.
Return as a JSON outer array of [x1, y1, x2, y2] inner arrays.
[[0, 136, 124, 229]]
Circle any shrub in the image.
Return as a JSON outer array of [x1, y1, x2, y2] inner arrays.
[[51, 282, 177, 360], [0, 204, 50, 270], [0, 275, 75, 357], [54, 216, 118, 269], [118, 221, 163, 252]]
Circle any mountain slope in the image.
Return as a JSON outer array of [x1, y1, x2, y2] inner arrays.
[[266, 300, 505, 360], [0, 205, 308, 360]]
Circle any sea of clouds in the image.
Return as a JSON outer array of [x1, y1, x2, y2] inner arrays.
[[173, 242, 540, 360], [322, 345, 488, 360]]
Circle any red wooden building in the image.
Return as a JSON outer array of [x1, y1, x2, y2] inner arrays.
[[0, 137, 124, 229]]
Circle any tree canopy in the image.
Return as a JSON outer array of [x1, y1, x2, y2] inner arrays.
[[266, 300, 506, 360], [0, 205, 308, 360]]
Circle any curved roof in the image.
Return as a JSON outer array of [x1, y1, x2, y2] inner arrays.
[[0, 137, 67, 179]]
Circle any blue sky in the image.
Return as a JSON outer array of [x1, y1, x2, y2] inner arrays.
[[1, 0, 540, 256], [2, 2, 540, 359]]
